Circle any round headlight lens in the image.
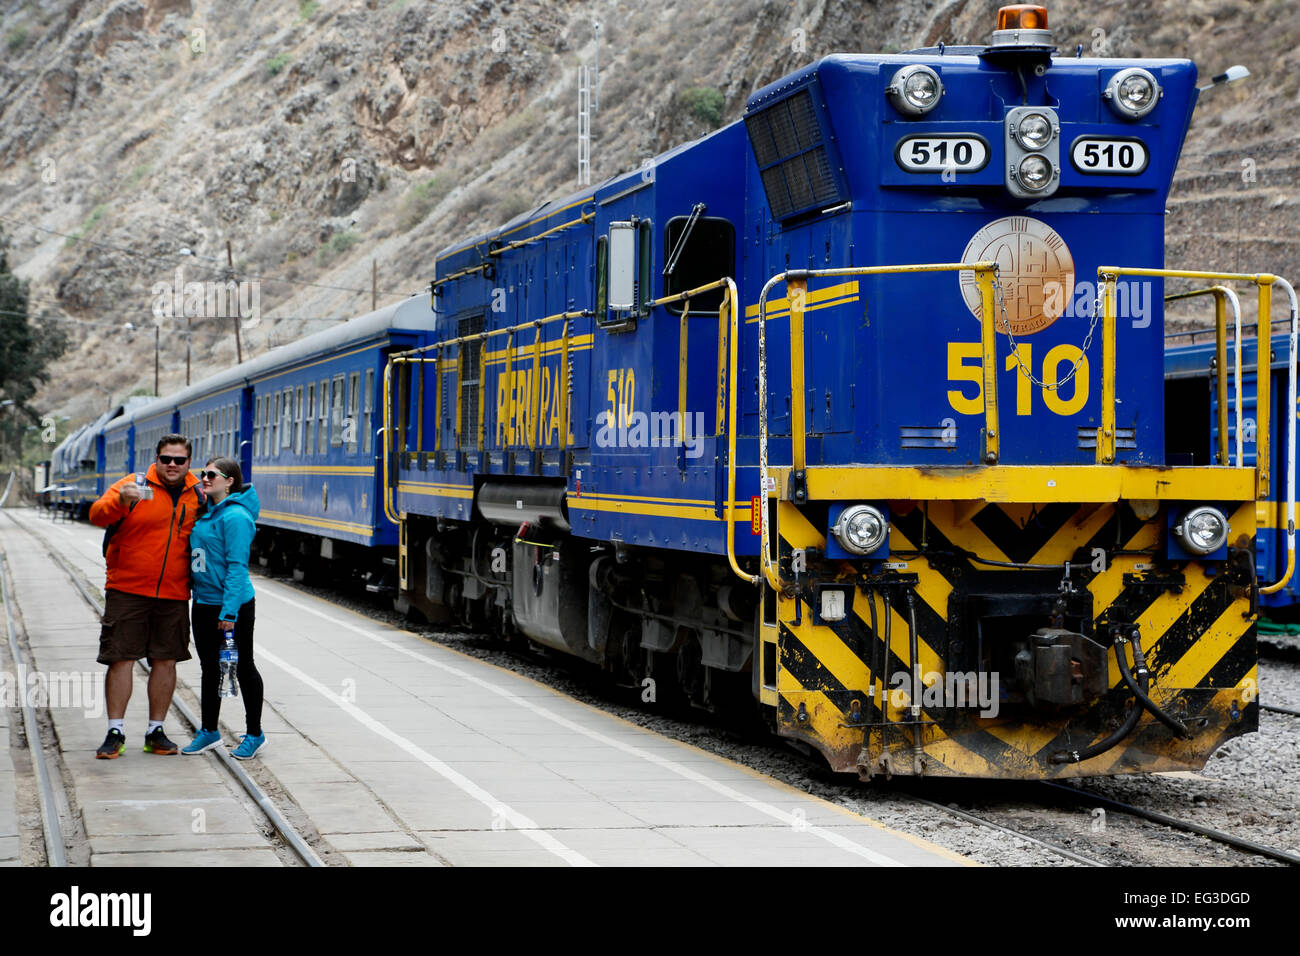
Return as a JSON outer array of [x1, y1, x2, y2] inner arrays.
[[1017, 112, 1053, 149], [834, 505, 888, 556], [888, 65, 943, 116], [1175, 506, 1229, 555], [1105, 67, 1161, 119], [1018, 154, 1053, 191]]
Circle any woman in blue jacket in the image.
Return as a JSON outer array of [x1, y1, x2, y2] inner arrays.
[[181, 457, 266, 759]]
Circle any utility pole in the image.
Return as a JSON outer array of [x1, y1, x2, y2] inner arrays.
[[154, 324, 160, 396], [578, 65, 591, 186], [227, 240, 243, 363], [186, 315, 191, 386]]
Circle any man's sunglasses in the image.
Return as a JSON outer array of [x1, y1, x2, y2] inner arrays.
[[200, 470, 228, 481], [157, 455, 189, 465]]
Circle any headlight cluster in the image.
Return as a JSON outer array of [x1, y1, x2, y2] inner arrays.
[[832, 505, 888, 556], [1174, 506, 1229, 555], [887, 65, 943, 116], [1105, 67, 1162, 120]]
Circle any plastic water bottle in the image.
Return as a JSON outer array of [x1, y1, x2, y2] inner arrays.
[[133, 472, 153, 500], [218, 635, 240, 698]]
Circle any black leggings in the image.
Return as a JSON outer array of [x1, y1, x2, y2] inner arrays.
[[192, 600, 264, 736]]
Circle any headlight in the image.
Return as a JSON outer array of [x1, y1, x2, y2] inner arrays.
[[1017, 154, 1053, 191], [1174, 506, 1229, 555], [1105, 67, 1161, 120], [833, 505, 888, 556], [887, 65, 943, 117], [1015, 112, 1053, 149]]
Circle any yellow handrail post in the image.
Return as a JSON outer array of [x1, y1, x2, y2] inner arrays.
[[715, 294, 729, 437], [976, 266, 999, 464], [1257, 278, 1273, 499], [1215, 291, 1229, 465], [501, 331, 513, 448], [530, 322, 543, 451], [1097, 273, 1117, 464], [678, 299, 691, 424], [476, 333, 487, 453], [453, 344, 463, 456], [432, 347, 442, 457], [720, 280, 754, 585], [559, 318, 570, 452], [788, 278, 808, 473]]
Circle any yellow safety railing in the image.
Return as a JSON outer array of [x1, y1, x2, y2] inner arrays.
[[754, 262, 999, 592], [639, 278, 749, 585], [1104, 267, 1297, 593]]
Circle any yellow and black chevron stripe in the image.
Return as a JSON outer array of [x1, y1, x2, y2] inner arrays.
[[772, 498, 1258, 779]]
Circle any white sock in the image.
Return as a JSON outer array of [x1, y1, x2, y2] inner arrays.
[[147, 720, 163, 734], [108, 719, 124, 734]]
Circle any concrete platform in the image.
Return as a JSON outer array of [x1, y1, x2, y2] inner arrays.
[[7, 510, 972, 867]]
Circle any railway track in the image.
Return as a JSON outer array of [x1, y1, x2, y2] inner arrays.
[[1, 512, 324, 868]]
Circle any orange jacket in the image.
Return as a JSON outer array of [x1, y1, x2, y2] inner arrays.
[[90, 464, 203, 601]]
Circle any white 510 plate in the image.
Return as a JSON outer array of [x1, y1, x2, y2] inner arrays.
[[895, 136, 990, 173], [1069, 137, 1149, 175]]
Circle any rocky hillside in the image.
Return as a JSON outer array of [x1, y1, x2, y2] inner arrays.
[[0, 0, 1296, 426]]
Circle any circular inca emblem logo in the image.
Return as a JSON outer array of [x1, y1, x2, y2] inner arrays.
[[959, 216, 1075, 335]]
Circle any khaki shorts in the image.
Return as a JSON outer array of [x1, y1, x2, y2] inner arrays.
[[98, 589, 192, 664]]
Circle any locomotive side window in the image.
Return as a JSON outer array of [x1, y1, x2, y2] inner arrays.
[[664, 216, 735, 314], [331, 374, 345, 447], [595, 236, 608, 317], [347, 372, 360, 454]]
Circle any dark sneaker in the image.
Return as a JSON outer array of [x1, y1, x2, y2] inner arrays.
[[96, 728, 126, 759], [142, 728, 179, 755]]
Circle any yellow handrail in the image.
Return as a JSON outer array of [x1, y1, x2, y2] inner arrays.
[[755, 262, 1000, 592]]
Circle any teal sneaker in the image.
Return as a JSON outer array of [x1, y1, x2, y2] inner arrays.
[[231, 733, 266, 760], [182, 729, 222, 755]]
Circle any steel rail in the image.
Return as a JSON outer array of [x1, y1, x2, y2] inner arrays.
[[1041, 780, 1300, 866], [0, 538, 67, 866]]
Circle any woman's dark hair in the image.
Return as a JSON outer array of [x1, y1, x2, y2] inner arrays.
[[206, 457, 243, 493]]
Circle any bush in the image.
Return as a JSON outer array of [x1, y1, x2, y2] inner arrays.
[[680, 86, 725, 128], [266, 53, 291, 77], [64, 205, 107, 247], [6, 28, 27, 51], [398, 175, 453, 232], [299, 0, 320, 19], [316, 229, 361, 264]]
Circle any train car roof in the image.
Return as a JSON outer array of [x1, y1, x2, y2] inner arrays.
[[113, 295, 433, 422]]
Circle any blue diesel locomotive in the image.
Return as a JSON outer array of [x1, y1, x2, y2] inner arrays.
[[52, 5, 1288, 780], [386, 4, 1283, 779]]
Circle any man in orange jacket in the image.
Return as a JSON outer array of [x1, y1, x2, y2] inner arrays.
[[89, 434, 203, 758]]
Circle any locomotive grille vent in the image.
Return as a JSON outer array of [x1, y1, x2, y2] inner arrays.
[[458, 314, 485, 445], [745, 88, 846, 220], [1076, 427, 1137, 450], [900, 425, 958, 449]]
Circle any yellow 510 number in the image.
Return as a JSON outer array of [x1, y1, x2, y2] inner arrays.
[[947, 342, 1089, 417]]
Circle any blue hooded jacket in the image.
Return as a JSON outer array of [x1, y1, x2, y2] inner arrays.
[[189, 485, 260, 622]]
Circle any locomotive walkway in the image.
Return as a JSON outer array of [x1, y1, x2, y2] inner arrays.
[[1, 508, 968, 867]]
